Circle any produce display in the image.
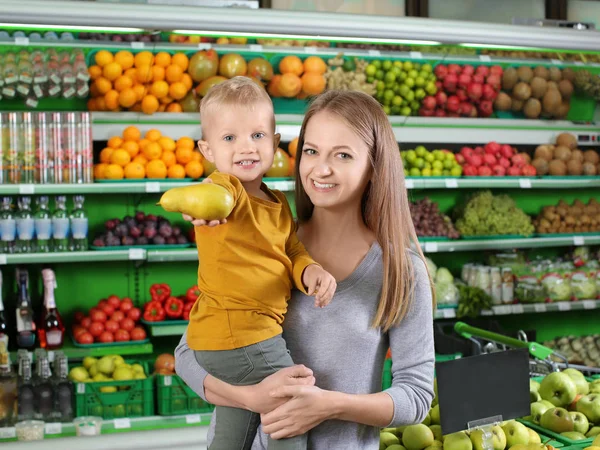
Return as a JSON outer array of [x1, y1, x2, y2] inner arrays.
[[401, 147, 463, 177], [68, 354, 148, 383], [532, 133, 600, 177], [545, 335, 600, 368], [142, 283, 198, 322], [410, 198, 460, 239], [574, 69, 600, 102], [425, 258, 459, 306], [457, 142, 535, 177], [325, 54, 376, 96], [71, 295, 146, 345], [268, 54, 327, 99], [534, 199, 600, 235]]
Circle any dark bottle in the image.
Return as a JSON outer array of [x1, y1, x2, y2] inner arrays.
[[0, 270, 8, 349], [33, 356, 55, 421], [0, 342, 17, 427], [38, 269, 64, 350], [17, 356, 35, 421], [54, 354, 73, 422], [15, 268, 36, 349]]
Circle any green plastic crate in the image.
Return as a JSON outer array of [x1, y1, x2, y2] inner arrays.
[[72, 360, 154, 420], [156, 373, 215, 416], [518, 419, 594, 447]]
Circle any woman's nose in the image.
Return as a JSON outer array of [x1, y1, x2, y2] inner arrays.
[[313, 161, 332, 176]]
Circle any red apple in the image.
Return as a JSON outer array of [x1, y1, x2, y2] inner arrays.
[[499, 157, 511, 169], [461, 65, 475, 76], [482, 84, 497, 101], [474, 146, 485, 156], [434, 109, 447, 117], [448, 113, 460, 117], [522, 164, 537, 176], [455, 154, 466, 165], [484, 141, 501, 155], [507, 166, 522, 176], [472, 73, 485, 85], [478, 166, 493, 176], [476, 65, 490, 77], [460, 147, 474, 159], [511, 154, 527, 167], [435, 80, 443, 90], [490, 65, 503, 76], [492, 165, 506, 176], [460, 102, 474, 117], [500, 144, 514, 159], [434, 65, 448, 79], [446, 95, 460, 112], [478, 100, 494, 117], [420, 107, 435, 117], [466, 154, 483, 167], [463, 165, 478, 176], [458, 73, 472, 89], [443, 74, 458, 93], [447, 64, 461, 74], [483, 154, 497, 166], [456, 89, 468, 102], [435, 91, 447, 106], [486, 74, 501, 90], [467, 83, 483, 101], [423, 96, 437, 110]]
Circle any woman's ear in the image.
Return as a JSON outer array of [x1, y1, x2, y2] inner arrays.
[[273, 133, 281, 151], [198, 140, 214, 162]]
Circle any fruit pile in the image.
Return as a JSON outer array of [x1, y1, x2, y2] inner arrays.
[[142, 283, 199, 322], [496, 66, 574, 119], [454, 191, 535, 237], [422, 64, 503, 117], [68, 355, 148, 385], [366, 59, 437, 116], [527, 369, 600, 441], [71, 295, 146, 345], [92, 211, 191, 248], [267, 55, 327, 99], [534, 199, 600, 235], [545, 335, 600, 368], [410, 198, 460, 239], [574, 69, 600, 102], [425, 258, 459, 306], [324, 54, 376, 96], [532, 133, 600, 177], [153, 353, 176, 375], [457, 142, 536, 177], [87, 50, 193, 114], [94, 127, 204, 180], [79, 32, 161, 43], [401, 147, 462, 177]]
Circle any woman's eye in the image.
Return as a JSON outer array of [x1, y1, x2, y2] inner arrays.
[[223, 135, 234, 142], [252, 132, 265, 139], [337, 152, 352, 160], [302, 148, 316, 155]]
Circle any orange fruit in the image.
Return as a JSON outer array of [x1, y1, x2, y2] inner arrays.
[[124, 162, 146, 179], [169, 82, 187, 100], [278, 73, 302, 98], [288, 137, 298, 158], [267, 75, 282, 97], [100, 147, 114, 163], [300, 73, 326, 96], [181, 73, 193, 91], [95, 77, 112, 95], [172, 53, 189, 71], [115, 50, 134, 70], [137, 64, 153, 84], [166, 103, 183, 113], [151, 65, 165, 82], [159, 95, 173, 105], [124, 68, 137, 79], [95, 97, 107, 112], [122, 140, 140, 158], [133, 84, 147, 102], [167, 164, 186, 179], [118, 88, 137, 108], [165, 64, 183, 83], [143, 141, 162, 160], [158, 136, 176, 152], [95, 50, 113, 67], [104, 164, 125, 180], [155, 52, 171, 68], [94, 163, 108, 180], [103, 62, 123, 82], [146, 160, 167, 179], [191, 151, 202, 162], [123, 126, 141, 142], [303, 56, 327, 75], [141, 95, 159, 115], [131, 103, 142, 112], [176, 137, 195, 149], [110, 148, 131, 167], [279, 55, 303, 76], [161, 151, 177, 168], [145, 129, 162, 141], [114, 75, 133, 92], [139, 138, 151, 150], [107, 136, 123, 149], [87, 98, 98, 111], [175, 147, 193, 164], [88, 65, 102, 80], [158, 104, 167, 112], [90, 83, 100, 98], [132, 154, 148, 166], [150, 80, 169, 99], [134, 51, 154, 68], [104, 90, 120, 111], [185, 160, 204, 179]]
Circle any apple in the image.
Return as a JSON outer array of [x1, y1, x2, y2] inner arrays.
[[590, 380, 600, 394], [586, 426, 600, 438], [486, 74, 501, 90], [446, 95, 460, 112], [595, 435, 600, 446], [466, 154, 483, 167], [539, 372, 578, 407], [474, 146, 485, 155], [540, 400, 555, 409], [528, 429, 541, 445], [478, 166, 493, 176], [458, 74, 472, 90], [576, 394, 600, 423], [435, 91, 448, 107], [402, 424, 434, 450], [460, 147, 474, 159], [482, 84, 497, 101], [435, 65, 449, 80], [382, 431, 401, 447], [422, 413, 432, 426], [569, 394, 584, 411], [527, 401, 553, 424], [435, 109, 447, 117], [455, 154, 466, 165], [490, 65, 503, 76], [470, 425, 506, 450], [443, 432, 472, 450], [507, 166, 522, 176], [476, 66, 490, 77], [501, 421, 530, 448], [478, 100, 494, 117], [560, 431, 587, 441], [429, 425, 443, 442], [540, 407, 575, 433], [430, 405, 440, 425], [463, 165, 478, 177], [569, 411, 590, 434], [462, 65, 475, 76], [522, 164, 537, 177], [500, 144, 515, 159], [492, 165, 506, 177], [498, 157, 511, 169], [447, 64, 461, 75], [459, 102, 474, 117], [483, 154, 497, 166], [423, 96, 437, 111], [443, 74, 458, 93]]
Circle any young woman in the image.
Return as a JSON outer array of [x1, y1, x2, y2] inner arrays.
[[175, 90, 435, 449]]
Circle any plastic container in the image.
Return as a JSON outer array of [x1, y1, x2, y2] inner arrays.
[[518, 419, 593, 447], [156, 373, 214, 416], [15, 420, 45, 441], [74, 416, 103, 437]]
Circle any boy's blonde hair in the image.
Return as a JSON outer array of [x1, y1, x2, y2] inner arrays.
[[200, 76, 275, 136]]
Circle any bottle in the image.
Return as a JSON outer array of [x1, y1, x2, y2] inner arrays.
[[64, 112, 78, 184], [33, 355, 55, 420], [15, 268, 36, 349], [490, 267, 502, 305], [52, 196, 70, 252], [0, 271, 8, 349], [0, 112, 6, 185], [70, 195, 88, 251], [35, 112, 54, 184], [34, 196, 53, 253], [38, 269, 64, 350], [7, 112, 21, 184], [51, 112, 64, 184], [15, 196, 35, 254], [21, 112, 35, 184], [0, 197, 16, 254], [80, 112, 93, 183], [54, 354, 73, 422], [17, 356, 35, 421], [0, 342, 17, 427]]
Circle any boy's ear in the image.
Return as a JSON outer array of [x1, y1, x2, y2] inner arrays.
[[273, 133, 281, 151], [198, 140, 214, 162]]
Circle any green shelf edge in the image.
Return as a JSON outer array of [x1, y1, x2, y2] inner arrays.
[[60, 339, 154, 359]]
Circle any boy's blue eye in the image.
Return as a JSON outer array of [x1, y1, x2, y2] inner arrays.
[[223, 135, 234, 142], [253, 132, 265, 139]]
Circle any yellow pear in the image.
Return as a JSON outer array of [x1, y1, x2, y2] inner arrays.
[[157, 183, 234, 221], [134, 373, 147, 380], [88, 363, 98, 377], [113, 366, 134, 381], [68, 367, 89, 382], [83, 357, 97, 370], [111, 355, 126, 366], [131, 364, 145, 374]]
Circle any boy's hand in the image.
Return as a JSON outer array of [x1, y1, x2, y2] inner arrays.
[[181, 178, 228, 227], [302, 264, 336, 308]]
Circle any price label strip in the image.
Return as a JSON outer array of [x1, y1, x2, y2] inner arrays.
[[479, 55, 492, 62], [128, 248, 146, 260], [19, 184, 35, 194], [186, 414, 202, 424], [557, 302, 571, 311], [424, 242, 438, 253], [534, 304, 547, 313], [573, 236, 585, 246], [518, 178, 532, 189], [511, 304, 524, 314], [0, 427, 16, 439], [304, 46, 318, 54], [409, 51, 423, 59], [0, 255, 6, 265], [45, 423, 62, 435], [368, 50, 381, 57], [145, 181, 161, 193], [131, 42, 145, 49], [445, 178, 458, 188], [249, 44, 263, 52], [405, 179, 414, 189], [114, 418, 131, 429], [582, 300, 596, 310], [442, 308, 455, 319]]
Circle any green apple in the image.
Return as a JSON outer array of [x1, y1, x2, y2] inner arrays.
[[381, 431, 401, 447], [530, 391, 542, 403], [443, 432, 472, 450], [589, 381, 600, 394], [470, 425, 506, 450], [530, 380, 541, 393], [501, 421, 530, 448], [528, 401, 552, 424], [430, 405, 441, 425], [539, 372, 577, 407], [403, 424, 434, 450], [540, 407, 575, 433], [509, 444, 528, 450], [424, 442, 442, 450], [388, 446, 407, 450], [570, 411, 590, 434], [422, 413, 432, 426], [560, 431, 587, 440], [527, 429, 541, 444], [576, 394, 600, 423], [539, 400, 555, 409], [563, 369, 590, 395], [594, 435, 600, 446], [586, 426, 600, 438], [429, 425, 443, 442]]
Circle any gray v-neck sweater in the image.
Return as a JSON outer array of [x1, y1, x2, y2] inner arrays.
[[175, 243, 435, 449]]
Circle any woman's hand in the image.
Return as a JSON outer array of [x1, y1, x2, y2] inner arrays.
[[181, 178, 227, 227], [260, 385, 332, 439]]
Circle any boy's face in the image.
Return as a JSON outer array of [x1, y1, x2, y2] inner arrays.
[[198, 102, 280, 185]]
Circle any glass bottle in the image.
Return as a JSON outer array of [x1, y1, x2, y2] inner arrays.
[[51, 112, 64, 184], [0, 197, 16, 254], [0, 112, 6, 185], [80, 112, 93, 183], [0, 342, 17, 427], [38, 269, 64, 350], [7, 112, 21, 184], [0, 270, 8, 349], [17, 356, 35, 421], [35, 112, 53, 184], [15, 196, 35, 254], [21, 112, 35, 184], [52, 196, 70, 252], [64, 112, 77, 184], [33, 355, 55, 421], [54, 354, 73, 422], [70, 195, 88, 251], [15, 268, 36, 350], [34, 196, 52, 253]]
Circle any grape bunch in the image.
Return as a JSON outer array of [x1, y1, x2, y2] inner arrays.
[[410, 198, 460, 239]]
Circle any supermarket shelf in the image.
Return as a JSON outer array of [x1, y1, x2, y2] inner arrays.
[[0, 250, 133, 264], [146, 249, 198, 262], [420, 235, 600, 253], [144, 321, 189, 337], [405, 177, 600, 190], [60, 339, 154, 359], [434, 299, 600, 319]]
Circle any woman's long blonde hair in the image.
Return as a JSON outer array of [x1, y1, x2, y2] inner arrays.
[[295, 90, 433, 331]]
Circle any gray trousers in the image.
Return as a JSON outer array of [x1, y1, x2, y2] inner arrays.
[[195, 334, 307, 450]]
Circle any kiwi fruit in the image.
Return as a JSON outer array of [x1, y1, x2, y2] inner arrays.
[[511, 98, 524, 112], [517, 66, 534, 83], [524, 98, 542, 119], [532, 158, 549, 175], [554, 102, 570, 120], [554, 145, 572, 161], [542, 90, 562, 114], [582, 161, 598, 176], [571, 149, 584, 162], [502, 68, 518, 91], [558, 80, 574, 99], [548, 160, 567, 176], [530, 77, 547, 99], [583, 150, 600, 164], [534, 145, 554, 161], [567, 160, 583, 175], [561, 67, 575, 82], [513, 82, 532, 101], [549, 66, 562, 82], [494, 92, 512, 111], [533, 66, 550, 80]]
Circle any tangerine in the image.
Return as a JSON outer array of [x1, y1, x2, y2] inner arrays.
[[288, 137, 298, 158], [104, 90, 120, 110], [303, 56, 327, 75], [267, 75, 282, 97], [176, 136, 195, 149], [143, 141, 163, 160], [99, 147, 114, 163], [95, 97, 107, 112], [124, 68, 137, 79], [134, 51, 154, 68], [118, 88, 137, 108], [161, 151, 177, 168], [300, 72, 326, 96], [114, 75, 133, 92], [154, 52, 172, 68], [175, 147, 193, 164], [87, 98, 98, 111], [278, 73, 302, 98], [95, 50, 113, 67], [167, 164, 186, 179], [279, 55, 303, 76], [139, 138, 151, 150], [172, 53, 189, 71], [141, 95, 159, 115], [94, 163, 108, 180], [158, 136, 176, 152], [145, 129, 162, 141], [185, 160, 204, 179], [107, 136, 123, 149], [159, 95, 173, 105], [137, 64, 153, 84], [124, 162, 146, 179], [166, 103, 183, 113], [115, 50, 135, 70], [146, 160, 167, 179], [165, 64, 183, 83], [95, 77, 112, 95], [158, 104, 167, 112], [133, 84, 147, 102], [181, 73, 193, 91], [123, 126, 141, 141], [110, 149, 131, 167], [169, 82, 187, 100], [88, 65, 102, 80], [103, 62, 123, 82], [150, 80, 169, 99], [191, 150, 202, 162], [132, 155, 149, 166], [151, 65, 165, 82], [104, 164, 124, 180], [122, 140, 140, 158]]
